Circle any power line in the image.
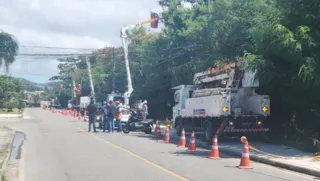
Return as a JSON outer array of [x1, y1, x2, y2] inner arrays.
[[0, 70, 57, 76], [20, 45, 96, 50], [15, 53, 93, 56]]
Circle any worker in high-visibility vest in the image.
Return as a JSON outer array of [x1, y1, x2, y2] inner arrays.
[[115, 101, 123, 132]]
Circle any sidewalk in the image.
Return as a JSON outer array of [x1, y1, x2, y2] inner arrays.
[[216, 142, 320, 177], [158, 126, 320, 177], [0, 114, 22, 118]]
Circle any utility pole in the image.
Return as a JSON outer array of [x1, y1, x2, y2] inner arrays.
[[112, 47, 116, 93], [86, 56, 95, 101]]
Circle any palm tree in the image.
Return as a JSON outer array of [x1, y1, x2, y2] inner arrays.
[[0, 31, 19, 75]]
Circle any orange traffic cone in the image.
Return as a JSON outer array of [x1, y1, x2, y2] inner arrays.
[[78, 111, 82, 120], [187, 131, 196, 152], [154, 122, 161, 138], [83, 111, 87, 122], [177, 128, 186, 148], [209, 136, 221, 159], [238, 137, 252, 169], [163, 125, 170, 143]]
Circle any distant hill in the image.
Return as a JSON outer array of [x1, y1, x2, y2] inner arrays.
[[15, 77, 61, 91]]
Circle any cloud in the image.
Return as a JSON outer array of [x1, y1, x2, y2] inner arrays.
[[0, 0, 163, 83]]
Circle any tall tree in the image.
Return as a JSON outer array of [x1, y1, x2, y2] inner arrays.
[[0, 32, 19, 74]]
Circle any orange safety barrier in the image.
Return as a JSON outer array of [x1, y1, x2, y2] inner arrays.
[[209, 135, 221, 160], [238, 136, 252, 169], [187, 131, 196, 152], [154, 121, 161, 138], [163, 125, 170, 143], [177, 128, 186, 148]]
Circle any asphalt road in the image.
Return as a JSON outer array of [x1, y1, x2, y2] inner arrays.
[[1, 108, 316, 181]]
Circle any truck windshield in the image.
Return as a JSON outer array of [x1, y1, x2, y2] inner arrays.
[[113, 96, 124, 104]]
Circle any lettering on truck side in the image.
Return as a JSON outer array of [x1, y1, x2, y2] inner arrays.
[[193, 109, 206, 115]]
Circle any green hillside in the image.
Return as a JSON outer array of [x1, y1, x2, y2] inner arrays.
[[16, 77, 61, 91]]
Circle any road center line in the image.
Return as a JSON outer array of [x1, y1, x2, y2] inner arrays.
[[79, 128, 188, 181]]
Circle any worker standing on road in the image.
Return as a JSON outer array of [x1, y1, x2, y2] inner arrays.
[[101, 101, 108, 132], [142, 100, 148, 121], [107, 100, 116, 133], [115, 101, 123, 132], [87, 98, 97, 132]]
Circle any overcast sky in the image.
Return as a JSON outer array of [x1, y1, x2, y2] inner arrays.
[[0, 0, 163, 83]]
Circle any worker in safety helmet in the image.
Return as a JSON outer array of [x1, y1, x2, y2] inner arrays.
[[142, 100, 148, 121]]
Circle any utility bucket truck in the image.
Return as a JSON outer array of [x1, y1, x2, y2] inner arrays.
[[114, 13, 159, 134], [116, 13, 159, 133], [172, 58, 270, 143]]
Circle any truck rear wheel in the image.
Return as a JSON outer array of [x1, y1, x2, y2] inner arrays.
[[203, 122, 213, 145], [175, 118, 182, 137]]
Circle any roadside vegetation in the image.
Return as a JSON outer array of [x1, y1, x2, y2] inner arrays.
[[0, 32, 27, 114]]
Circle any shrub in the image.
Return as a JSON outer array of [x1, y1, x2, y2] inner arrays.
[[17, 100, 26, 109], [5, 101, 17, 112], [0, 100, 5, 109]]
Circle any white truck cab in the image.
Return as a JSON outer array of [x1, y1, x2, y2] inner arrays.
[[172, 85, 196, 125]]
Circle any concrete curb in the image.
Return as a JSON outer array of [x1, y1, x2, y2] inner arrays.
[[194, 138, 320, 177], [0, 115, 23, 118]]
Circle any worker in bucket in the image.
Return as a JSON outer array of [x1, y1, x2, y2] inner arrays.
[[115, 101, 123, 132], [87, 97, 97, 132], [142, 100, 148, 121]]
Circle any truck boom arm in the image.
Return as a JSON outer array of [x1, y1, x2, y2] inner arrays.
[[120, 17, 158, 107]]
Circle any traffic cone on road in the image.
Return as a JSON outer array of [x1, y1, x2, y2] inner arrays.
[[209, 136, 221, 159], [154, 122, 161, 138], [238, 139, 252, 169], [177, 128, 186, 148], [77, 111, 82, 120], [83, 111, 87, 122], [187, 131, 196, 152], [163, 125, 170, 143]]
